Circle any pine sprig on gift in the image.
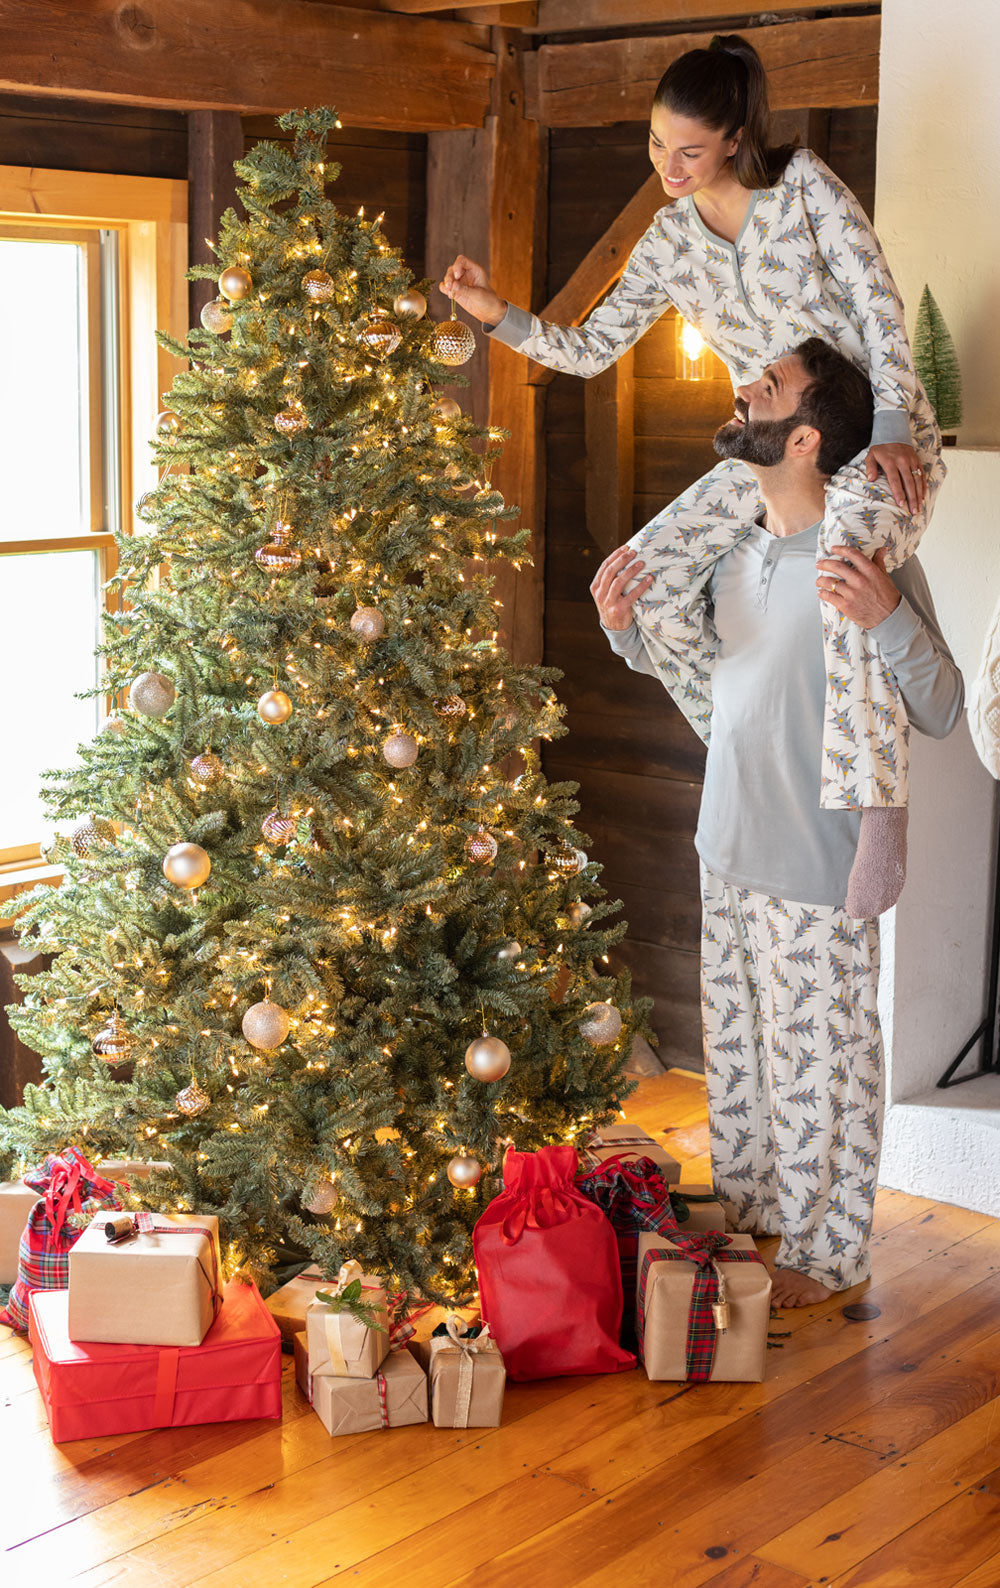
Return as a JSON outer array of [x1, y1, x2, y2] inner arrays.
[[314, 1278, 387, 1333]]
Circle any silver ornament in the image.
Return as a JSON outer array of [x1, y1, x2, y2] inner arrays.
[[497, 938, 522, 962], [447, 1153, 482, 1189], [190, 752, 225, 786], [579, 1001, 623, 1048], [219, 264, 252, 301], [464, 1031, 511, 1083], [92, 1009, 132, 1065], [383, 729, 418, 768], [350, 606, 386, 642], [302, 269, 335, 302], [567, 901, 592, 927], [358, 312, 402, 359], [154, 409, 181, 437], [242, 997, 290, 1051], [255, 519, 302, 572], [163, 842, 212, 889], [431, 313, 476, 368], [261, 808, 296, 843], [465, 828, 498, 864], [131, 671, 175, 718], [71, 814, 115, 858], [200, 296, 233, 334], [274, 403, 308, 435], [433, 694, 467, 719], [257, 689, 293, 724], [175, 1076, 210, 1116], [433, 397, 462, 421], [394, 288, 427, 319], [305, 1178, 339, 1215]]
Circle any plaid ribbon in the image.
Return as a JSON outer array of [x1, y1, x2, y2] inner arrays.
[[637, 1236, 764, 1382], [576, 1154, 697, 1299], [1, 1150, 120, 1333]]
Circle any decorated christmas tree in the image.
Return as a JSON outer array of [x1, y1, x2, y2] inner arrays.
[[0, 109, 648, 1301], [913, 284, 963, 436]]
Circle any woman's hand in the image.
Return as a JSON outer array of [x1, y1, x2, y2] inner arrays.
[[590, 545, 653, 632], [817, 545, 901, 629], [866, 441, 927, 514], [439, 256, 507, 326]]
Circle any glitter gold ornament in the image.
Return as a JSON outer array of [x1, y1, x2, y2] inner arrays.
[[464, 1031, 511, 1083], [465, 827, 498, 865], [92, 1009, 132, 1065], [497, 938, 522, 962], [567, 901, 592, 927], [200, 296, 233, 334], [358, 311, 402, 359], [431, 300, 476, 367], [394, 288, 427, 319], [433, 694, 467, 719], [162, 842, 212, 890], [548, 842, 587, 877], [274, 402, 308, 435], [447, 1153, 482, 1189], [131, 671, 176, 717], [579, 1001, 623, 1047], [433, 396, 462, 422], [175, 1076, 210, 1116], [257, 689, 293, 724], [261, 808, 296, 843], [302, 269, 335, 302], [154, 409, 181, 437], [255, 519, 302, 572], [71, 813, 115, 858], [101, 715, 126, 737], [242, 997, 290, 1050], [350, 606, 386, 642], [190, 752, 225, 786], [219, 264, 252, 301], [383, 729, 418, 768], [305, 1179, 339, 1215]]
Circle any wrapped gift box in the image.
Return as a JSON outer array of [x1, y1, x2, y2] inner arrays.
[[669, 1185, 728, 1234], [427, 1322, 505, 1429], [0, 1179, 39, 1286], [30, 1278, 281, 1443], [266, 1264, 327, 1344], [306, 1272, 389, 1379], [636, 1231, 771, 1383], [578, 1123, 681, 1181], [68, 1212, 222, 1348], [93, 1160, 174, 1181], [294, 1333, 427, 1435]]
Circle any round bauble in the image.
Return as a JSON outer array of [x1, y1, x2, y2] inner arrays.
[[219, 264, 252, 301], [465, 828, 498, 865], [92, 1010, 132, 1065], [190, 751, 225, 787], [200, 296, 233, 334], [242, 997, 290, 1051], [394, 288, 427, 320], [255, 521, 302, 572], [101, 715, 126, 738], [261, 808, 296, 843], [383, 729, 418, 769], [304, 1178, 339, 1215], [431, 317, 476, 368], [302, 269, 335, 302], [579, 1001, 623, 1048], [131, 671, 176, 717], [497, 938, 522, 962], [464, 1032, 511, 1083], [350, 606, 386, 642], [175, 1076, 210, 1116], [567, 901, 592, 927], [358, 312, 402, 359], [257, 689, 293, 725], [274, 403, 308, 435], [135, 490, 156, 520], [154, 409, 181, 437], [71, 813, 115, 858], [433, 396, 462, 422], [447, 1153, 482, 1190], [162, 842, 212, 890], [548, 842, 587, 878], [433, 694, 467, 719]]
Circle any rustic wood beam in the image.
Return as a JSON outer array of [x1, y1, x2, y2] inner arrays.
[[0, 1, 494, 132], [384, 0, 527, 9], [187, 112, 243, 328], [585, 349, 635, 557], [530, 0, 874, 33], [527, 14, 880, 126]]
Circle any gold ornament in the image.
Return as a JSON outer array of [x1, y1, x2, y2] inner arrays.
[[465, 828, 498, 865], [305, 1179, 339, 1215], [219, 264, 252, 301], [394, 288, 427, 319], [350, 606, 386, 642], [433, 694, 467, 719], [302, 269, 335, 302], [383, 729, 418, 768], [549, 842, 587, 877], [274, 402, 308, 435], [497, 938, 522, 962], [447, 1153, 482, 1189], [567, 901, 592, 927], [163, 842, 212, 889], [135, 490, 156, 520], [71, 813, 115, 858], [358, 311, 402, 359], [190, 752, 225, 786], [101, 715, 126, 737], [200, 296, 233, 334], [92, 1009, 133, 1065], [464, 1031, 511, 1083], [154, 409, 181, 437], [261, 808, 296, 843], [579, 1001, 623, 1047], [242, 997, 290, 1051], [431, 300, 476, 367], [131, 671, 176, 717], [257, 689, 293, 724], [175, 1076, 210, 1116], [255, 519, 302, 572], [433, 397, 462, 422]]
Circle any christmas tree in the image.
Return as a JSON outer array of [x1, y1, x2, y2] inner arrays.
[[913, 284, 963, 435], [0, 108, 648, 1301]]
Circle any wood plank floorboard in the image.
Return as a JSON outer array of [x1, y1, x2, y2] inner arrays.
[[2, 1071, 999, 1588]]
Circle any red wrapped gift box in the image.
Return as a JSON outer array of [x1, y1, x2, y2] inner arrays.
[[29, 1278, 282, 1443]]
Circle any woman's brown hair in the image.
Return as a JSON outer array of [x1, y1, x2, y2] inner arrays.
[[653, 33, 797, 189]]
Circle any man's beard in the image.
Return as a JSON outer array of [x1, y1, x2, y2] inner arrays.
[[713, 401, 803, 467]]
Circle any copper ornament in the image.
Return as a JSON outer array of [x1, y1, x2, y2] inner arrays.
[[92, 1009, 133, 1065], [274, 403, 309, 435], [465, 828, 498, 865], [261, 808, 297, 843], [358, 312, 402, 359], [255, 519, 302, 572], [190, 752, 225, 786], [446, 1153, 483, 1189], [175, 1076, 211, 1116], [302, 269, 335, 302], [464, 1031, 511, 1083]]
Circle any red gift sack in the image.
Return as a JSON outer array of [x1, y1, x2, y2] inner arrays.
[[473, 1143, 635, 1381], [0, 1148, 120, 1333]]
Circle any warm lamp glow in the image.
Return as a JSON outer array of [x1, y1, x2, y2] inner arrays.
[[677, 317, 707, 380]]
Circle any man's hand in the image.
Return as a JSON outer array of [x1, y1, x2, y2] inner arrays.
[[816, 545, 901, 629], [866, 441, 926, 514], [439, 256, 507, 326], [590, 545, 654, 632]]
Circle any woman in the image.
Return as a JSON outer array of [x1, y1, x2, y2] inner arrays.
[[441, 33, 944, 919]]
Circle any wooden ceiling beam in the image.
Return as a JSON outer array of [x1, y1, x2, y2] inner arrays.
[[383, 0, 527, 9], [528, 0, 875, 33], [527, 13, 880, 126], [0, 1, 494, 131]]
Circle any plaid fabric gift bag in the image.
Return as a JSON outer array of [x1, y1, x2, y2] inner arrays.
[[576, 1153, 686, 1306], [0, 1148, 121, 1333]]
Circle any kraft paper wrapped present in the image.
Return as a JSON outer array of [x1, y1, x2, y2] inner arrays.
[[636, 1230, 771, 1383], [0, 1179, 39, 1286], [427, 1317, 505, 1429], [668, 1185, 728, 1234], [305, 1260, 389, 1379], [578, 1123, 681, 1182], [68, 1211, 222, 1348], [93, 1160, 174, 1181], [30, 1278, 281, 1443], [266, 1263, 328, 1344], [295, 1332, 427, 1435]]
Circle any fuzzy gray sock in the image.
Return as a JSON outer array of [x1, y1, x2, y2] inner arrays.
[[845, 806, 908, 919]]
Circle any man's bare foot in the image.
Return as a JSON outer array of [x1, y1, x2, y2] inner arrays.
[[770, 1267, 833, 1308]]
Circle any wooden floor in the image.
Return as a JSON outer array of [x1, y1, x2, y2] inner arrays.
[[4, 1069, 1000, 1588]]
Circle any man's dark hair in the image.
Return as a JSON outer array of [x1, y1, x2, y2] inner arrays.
[[794, 337, 874, 475]]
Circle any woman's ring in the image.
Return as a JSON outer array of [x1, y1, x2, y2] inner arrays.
[[911, 467, 923, 475]]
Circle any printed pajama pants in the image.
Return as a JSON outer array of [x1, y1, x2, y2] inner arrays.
[[700, 864, 883, 1290], [629, 391, 945, 809]]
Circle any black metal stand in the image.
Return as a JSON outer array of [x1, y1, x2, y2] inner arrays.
[[937, 801, 1000, 1088]]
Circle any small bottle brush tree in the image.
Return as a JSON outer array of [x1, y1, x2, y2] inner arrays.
[[0, 108, 650, 1300], [913, 284, 963, 438]]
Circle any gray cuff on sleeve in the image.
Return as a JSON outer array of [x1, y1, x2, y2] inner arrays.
[[870, 409, 913, 447], [483, 301, 534, 346], [601, 620, 643, 658], [869, 594, 919, 657]]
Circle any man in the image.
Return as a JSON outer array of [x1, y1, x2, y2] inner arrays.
[[591, 338, 963, 1306]]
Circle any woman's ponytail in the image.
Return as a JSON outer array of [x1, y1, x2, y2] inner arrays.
[[653, 32, 796, 189]]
